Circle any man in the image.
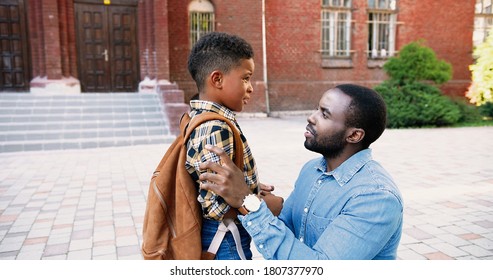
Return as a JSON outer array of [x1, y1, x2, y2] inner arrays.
[[199, 84, 403, 260]]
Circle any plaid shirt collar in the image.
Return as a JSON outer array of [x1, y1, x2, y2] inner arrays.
[[189, 100, 237, 121]]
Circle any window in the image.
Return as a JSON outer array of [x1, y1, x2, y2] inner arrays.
[[189, 0, 215, 47], [367, 0, 397, 59], [474, 0, 493, 47], [321, 0, 352, 58]]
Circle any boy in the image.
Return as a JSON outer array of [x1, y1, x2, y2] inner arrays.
[[185, 32, 258, 260]]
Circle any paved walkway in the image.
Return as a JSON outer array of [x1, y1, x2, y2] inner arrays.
[[0, 116, 492, 260]]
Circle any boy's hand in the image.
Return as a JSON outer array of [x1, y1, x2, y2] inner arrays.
[[259, 183, 275, 194]]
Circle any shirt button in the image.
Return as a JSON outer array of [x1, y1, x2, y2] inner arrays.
[[300, 237, 304, 243], [304, 208, 308, 213], [259, 244, 264, 249], [318, 180, 322, 184], [247, 221, 252, 226]]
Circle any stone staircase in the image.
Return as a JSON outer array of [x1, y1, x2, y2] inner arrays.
[[0, 92, 178, 153]]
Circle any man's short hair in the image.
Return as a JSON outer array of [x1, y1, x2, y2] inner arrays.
[[335, 84, 387, 148]]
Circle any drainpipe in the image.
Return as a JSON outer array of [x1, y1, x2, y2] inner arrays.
[[262, 0, 270, 115]]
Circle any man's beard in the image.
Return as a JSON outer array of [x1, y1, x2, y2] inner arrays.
[[304, 129, 346, 159]]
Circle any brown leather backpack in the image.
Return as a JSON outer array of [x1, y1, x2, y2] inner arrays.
[[141, 112, 244, 260]]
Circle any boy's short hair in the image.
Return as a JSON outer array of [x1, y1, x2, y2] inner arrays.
[[187, 32, 254, 92], [335, 84, 387, 148]]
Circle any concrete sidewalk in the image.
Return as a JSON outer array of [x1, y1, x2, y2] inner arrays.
[[0, 116, 492, 260]]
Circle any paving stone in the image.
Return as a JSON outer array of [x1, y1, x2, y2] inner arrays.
[[43, 243, 69, 257], [436, 233, 472, 247], [1, 119, 493, 260], [459, 244, 493, 258], [67, 249, 92, 260], [430, 243, 469, 258], [407, 243, 438, 254], [424, 251, 454, 260], [470, 238, 493, 250], [403, 227, 434, 240], [397, 249, 427, 260]]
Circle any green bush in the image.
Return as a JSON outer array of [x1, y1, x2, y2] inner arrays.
[[383, 40, 452, 86], [479, 102, 493, 118], [374, 41, 468, 128], [452, 98, 484, 123], [375, 82, 462, 128]]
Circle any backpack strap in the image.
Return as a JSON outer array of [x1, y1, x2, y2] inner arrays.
[[183, 112, 245, 170], [206, 218, 247, 260]]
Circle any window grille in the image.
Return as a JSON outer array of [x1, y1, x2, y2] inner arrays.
[[367, 0, 397, 58], [189, 0, 215, 47], [321, 0, 352, 57], [474, 0, 493, 47]]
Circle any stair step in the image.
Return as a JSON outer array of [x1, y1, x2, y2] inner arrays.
[[0, 92, 176, 153], [0, 135, 175, 153], [0, 118, 166, 131]]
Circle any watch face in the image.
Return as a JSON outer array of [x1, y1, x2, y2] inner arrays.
[[244, 194, 261, 212]]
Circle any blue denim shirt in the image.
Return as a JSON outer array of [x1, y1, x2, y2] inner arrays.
[[239, 149, 403, 260]]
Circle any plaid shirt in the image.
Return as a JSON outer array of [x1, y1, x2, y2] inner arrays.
[[185, 100, 259, 220]]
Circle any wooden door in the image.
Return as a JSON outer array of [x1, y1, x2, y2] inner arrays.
[[75, 3, 139, 92], [0, 0, 30, 92]]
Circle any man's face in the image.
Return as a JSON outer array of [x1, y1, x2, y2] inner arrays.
[[304, 88, 351, 158]]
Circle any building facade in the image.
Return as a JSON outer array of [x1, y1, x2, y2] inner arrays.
[[0, 0, 485, 114]]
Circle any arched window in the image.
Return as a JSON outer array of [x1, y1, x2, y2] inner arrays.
[[189, 0, 215, 47]]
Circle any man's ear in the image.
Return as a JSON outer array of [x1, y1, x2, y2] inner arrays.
[[210, 71, 223, 89], [346, 128, 365, 144]]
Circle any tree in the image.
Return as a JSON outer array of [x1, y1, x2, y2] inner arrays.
[[467, 27, 493, 106]]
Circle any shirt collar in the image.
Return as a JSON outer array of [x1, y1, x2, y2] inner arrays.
[[190, 100, 236, 121], [316, 149, 373, 187]]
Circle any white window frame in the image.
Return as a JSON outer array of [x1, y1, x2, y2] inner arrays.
[[189, 0, 215, 47], [321, 0, 353, 58], [474, 0, 493, 47], [367, 0, 397, 59]]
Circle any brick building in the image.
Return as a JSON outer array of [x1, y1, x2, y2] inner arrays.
[[0, 0, 486, 115]]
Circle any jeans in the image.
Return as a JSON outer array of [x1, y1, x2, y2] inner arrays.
[[201, 218, 253, 260]]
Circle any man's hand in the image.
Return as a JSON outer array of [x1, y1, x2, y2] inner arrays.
[[199, 145, 252, 208]]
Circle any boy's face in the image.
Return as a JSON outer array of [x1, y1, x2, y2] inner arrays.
[[219, 58, 255, 112]]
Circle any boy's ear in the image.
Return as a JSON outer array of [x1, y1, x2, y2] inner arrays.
[[210, 71, 223, 88], [346, 128, 365, 144]]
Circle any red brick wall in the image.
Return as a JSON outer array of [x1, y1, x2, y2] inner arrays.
[[397, 0, 475, 98], [261, 0, 476, 111], [27, 0, 45, 78], [41, 0, 62, 79], [263, 0, 389, 111], [25, 0, 476, 111], [168, 0, 267, 113], [168, 0, 191, 89], [27, 0, 76, 79], [154, 0, 171, 80]]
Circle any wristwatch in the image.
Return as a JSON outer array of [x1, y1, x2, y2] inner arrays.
[[238, 194, 261, 215]]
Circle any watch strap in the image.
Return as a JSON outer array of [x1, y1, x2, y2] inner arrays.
[[238, 206, 249, 215]]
